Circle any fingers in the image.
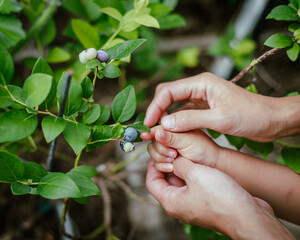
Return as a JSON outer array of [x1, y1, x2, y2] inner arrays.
[[146, 158, 179, 203], [166, 173, 185, 187], [161, 109, 222, 132], [172, 157, 198, 183]]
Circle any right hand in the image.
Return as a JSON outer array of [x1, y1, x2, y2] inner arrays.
[[141, 72, 289, 142]]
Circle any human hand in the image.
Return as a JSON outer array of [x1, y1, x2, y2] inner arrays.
[[146, 157, 295, 240], [147, 126, 221, 172], [141, 72, 290, 142]]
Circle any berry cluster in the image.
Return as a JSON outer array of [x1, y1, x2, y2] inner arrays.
[[120, 127, 138, 152], [79, 48, 109, 64]]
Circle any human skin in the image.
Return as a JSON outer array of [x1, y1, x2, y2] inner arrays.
[[141, 72, 300, 142], [146, 157, 295, 240], [147, 127, 300, 225]]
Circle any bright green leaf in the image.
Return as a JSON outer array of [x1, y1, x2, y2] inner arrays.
[[83, 104, 101, 124], [264, 34, 293, 48], [23, 161, 47, 182], [86, 59, 102, 70], [286, 42, 300, 61], [63, 122, 91, 155], [81, 77, 94, 98], [0, 110, 38, 143], [46, 47, 72, 64], [71, 19, 100, 49], [0, 151, 24, 183], [0, 45, 14, 84], [11, 182, 38, 195], [67, 172, 100, 197], [112, 123, 124, 138], [100, 7, 122, 21], [7, 85, 26, 109], [42, 116, 67, 143], [245, 83, 258, 94], [266, 5, 299, 21], [134, 14, 160, 28], [281, 148, 300, 173], [95, 105, 110, 125], [103, 64, 121, 78], [245, 139, 274, 159], [93, 0, 125, 14], [0, 15, 26, 48], [0, 0, 22, 13], [23, 73, 53, 108], [288, 23, 300, 32], [148, 3, 172, 18], [0, 87, 13, 108], [207, 129, 221, 139], [38, 172, 82, 199], [177, 47, 200, 68], [112, 85, 136, 123], [131, 124, 150, 133], [225, 135, 244, 150]]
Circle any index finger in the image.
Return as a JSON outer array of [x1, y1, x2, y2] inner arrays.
[[144, 75, 208, 127]]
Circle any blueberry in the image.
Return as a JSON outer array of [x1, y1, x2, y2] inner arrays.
[[124, 127, 138, 141], [97, 49, 109, 62], [120, 141, 135, 152], [86, 48, 97, 60]]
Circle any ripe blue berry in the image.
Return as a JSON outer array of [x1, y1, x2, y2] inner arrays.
[[97, 49, 109, 62], [120, 140, 135, 152], [124, 127, 138, 141]]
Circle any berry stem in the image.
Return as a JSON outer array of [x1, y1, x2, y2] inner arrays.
[[102, 25, 123, 49], [230, 47, 280, 83]]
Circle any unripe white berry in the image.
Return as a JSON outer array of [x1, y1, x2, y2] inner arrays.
[[123, 142, 135, 152], [79, 51, 88, 64], [85, 48, 97, 60]]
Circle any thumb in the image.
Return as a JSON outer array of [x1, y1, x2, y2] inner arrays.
[[161, 109, 222, 132], [172, 157, 198, 183]]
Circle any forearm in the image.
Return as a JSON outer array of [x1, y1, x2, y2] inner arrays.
[[217, 147, 300, 224]]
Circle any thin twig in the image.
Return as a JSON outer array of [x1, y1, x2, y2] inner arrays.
[[98, 178, 112, 238], [230, 47, 280, 83]]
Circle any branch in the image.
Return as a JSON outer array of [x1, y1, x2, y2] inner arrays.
[[230, 47, 280, 83]]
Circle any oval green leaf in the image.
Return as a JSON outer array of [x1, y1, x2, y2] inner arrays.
[[0, 45, 14, 84], [266, 5, 299, 21], [286, 42, 300, 61], [103, 64, 121, 78], [0, 151, 24, 183], [0, 110, 38, 143], [264, 34, 293, 49], [41, 116, 67, 143], [282, 148, 300, 173], [83, 104, 101, 124], [67, 172, 100, 197]]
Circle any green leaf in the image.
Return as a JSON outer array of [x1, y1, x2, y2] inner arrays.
[[83, 104, 101, 124], [148, 3, 172, 18], [42, 116, 67, 143], [281, 148, 300, 173], [57, 71, 83, 116], [62, 0, 85, 15], [86, 59, 102, 70], [74, 197, 89, 204], [103, 64, 121, 78], [0, 45, 14, 84], [0, 151, 24, 183], [71, 19, 100, 49], [0, 110, 38, 143], [87, 125, 112, 151], [0, 87, 13, 108], [7, 85, 26, 109], [266, 5, 299, 21], [68, 165, 98, 178], [177, 47, 201, 68], [112, 123, 124, 138], [207, 129, 222, 139], [81, 77, 94, 98], [264, 34, 293, 49], [134, 14, 160, 28], [0, 15, 26, 48], [131, 124, 150, 133], [109, 39, 147, 61], [288, 23, 300, 32], [0, 0, 22, 13], [112, 85, 136, 123], [225, 135, 244, 150], [100, 7, 122, 21], [67, 172, 100, 197], [46, 47, 72, 64], [38, 172, 81, 199], [11, 182, 38, 195], [93, 0, 125, 14], [294, 29, 300, 37], [32, 57, 56, 109], [245, 139, 274, 159], [63, 122, 91, 155], [23, 161, 47, 182], [286, 91, 299, 96], [95, 105, 110, 125], [134, 0, 149, 11], [23, 73, 53, 108], [158, 14, 186, 30], [286, 42, 300, 61], [245, 83, 258, 94], [42, 19, 56, 46], [289, 0, 300, 9], [163, 0, 178, 9]]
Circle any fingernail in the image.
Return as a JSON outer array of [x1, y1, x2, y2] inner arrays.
[[164, 163, 174, 172], [169, 151, 176, 158], [166, 157, 174, 163], [161, 115, 175, 129]]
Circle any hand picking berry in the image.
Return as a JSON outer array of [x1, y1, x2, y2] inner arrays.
[[97, 49, 109, 62], [124, 127, 138, 141], [120, 140, 135, 152]]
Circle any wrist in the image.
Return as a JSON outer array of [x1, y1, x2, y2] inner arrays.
[[269, 96, 300, 139]]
